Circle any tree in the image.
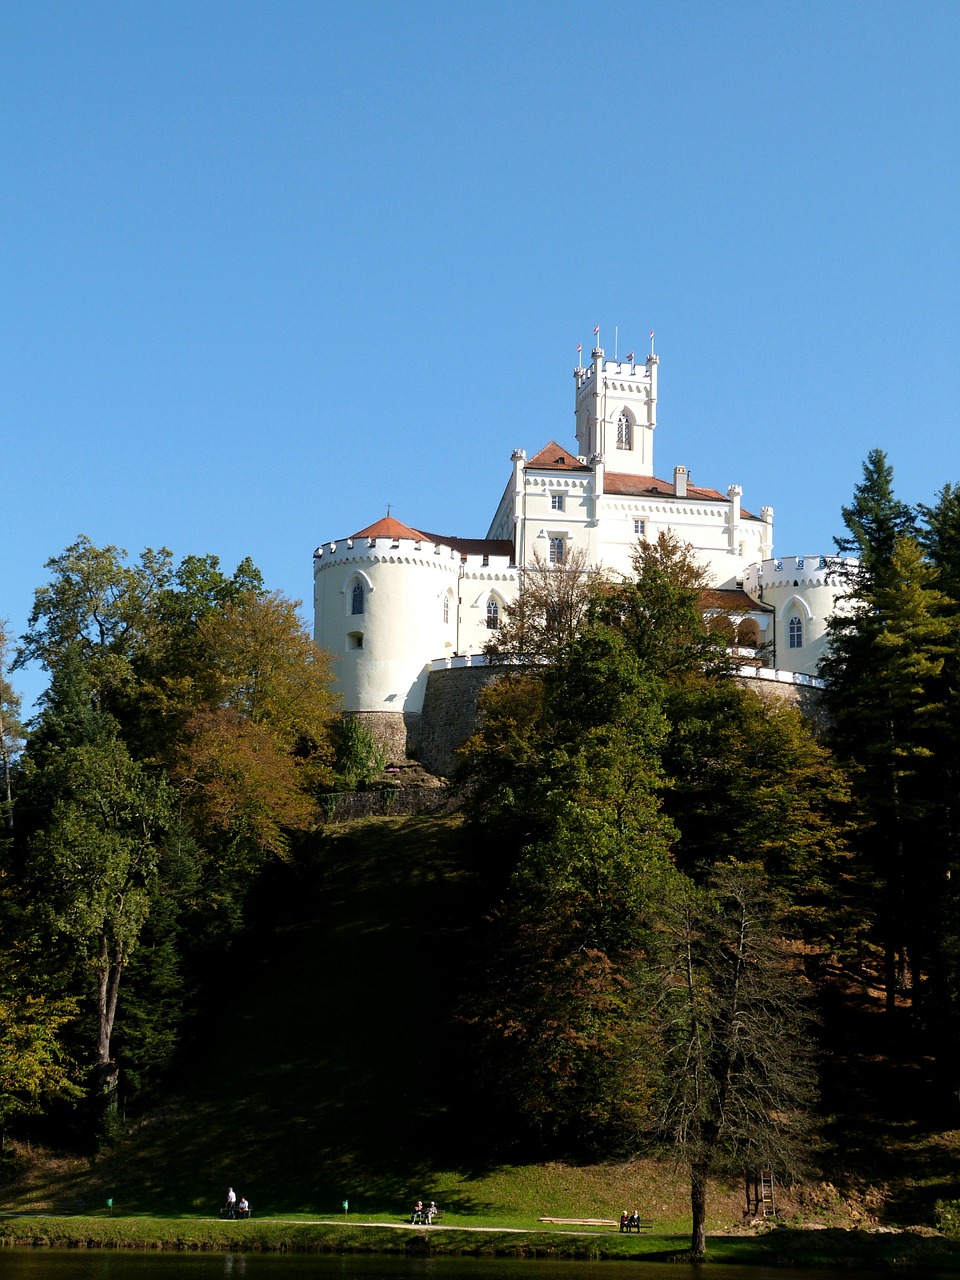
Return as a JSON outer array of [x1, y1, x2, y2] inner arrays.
[[174, 591, 336, 866], [0, 960, 80, 1128], [17, 692, 173, 1130], [8, 539, 337, 1132], [0, 623, 25, 835], [833, 448, 916, 576], [663, 681, 855, 946], [484, 546, 597, 665], [821, 534, 950, 1007], [15, 537, 174, 713], [651, 863, 816, 1256]]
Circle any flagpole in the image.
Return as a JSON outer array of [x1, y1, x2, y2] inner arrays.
[[614, 326, 618, 361]]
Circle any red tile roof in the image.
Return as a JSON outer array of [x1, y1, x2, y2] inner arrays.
[[604, 471, 758, 519], [419, 532, 515, 559], [700, 587, 769, 612], [351, 516, 430, 541], [526, 441, 590, 470], [349, 516, 514, 561]]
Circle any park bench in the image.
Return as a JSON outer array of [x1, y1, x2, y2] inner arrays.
[[411, 1209, 443, 1225]]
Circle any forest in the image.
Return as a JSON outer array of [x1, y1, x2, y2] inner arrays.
[[3, 449, 960, 1256]]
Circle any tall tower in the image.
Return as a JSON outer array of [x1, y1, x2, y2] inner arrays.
[[574, 346, 658, 476]]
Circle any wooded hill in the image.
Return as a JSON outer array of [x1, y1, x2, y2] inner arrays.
[[4, 450, 960, 1254]]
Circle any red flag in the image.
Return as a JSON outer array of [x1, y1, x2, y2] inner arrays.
[[626, 351, 634, 362], [593, 325, 600, 335], [649, 330, 654, 339], [577, 343, 582, 353]]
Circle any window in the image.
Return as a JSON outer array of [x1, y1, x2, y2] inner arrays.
[[551, 493, 565, 512], [633, 518, 645, 536], [347, 631, 363, 649], [617, 409, 632, 450], [486, 598, 500, 629], [788, 615, 803, 649], [548, 536, 565, 564], [443, 594, 449, 624], [351, 581, 364, 615]]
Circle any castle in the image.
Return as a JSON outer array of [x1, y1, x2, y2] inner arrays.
[[313, 345, 847, 769]]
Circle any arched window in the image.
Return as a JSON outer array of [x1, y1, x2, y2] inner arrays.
[[549, 536, 565, 564], [788, 614, 803, 649], [443, 594, 450, 624], [351, 581, 364, 615], [486, 598, 500, 629], [617, 409, 632, 450]]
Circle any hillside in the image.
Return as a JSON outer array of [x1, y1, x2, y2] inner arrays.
[[4, 811, 960, 1231]]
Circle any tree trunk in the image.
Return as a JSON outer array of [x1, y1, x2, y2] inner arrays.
[[95, 939, 124, 1144], [690, 1160, 708, 1257]]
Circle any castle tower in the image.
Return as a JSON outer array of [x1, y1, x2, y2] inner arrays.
[[574, 347, 658, 476]]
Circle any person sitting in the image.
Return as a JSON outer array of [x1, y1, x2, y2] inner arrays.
[[426, 1201, 438, 1224], [411, 1200, 424, 1224], [238, 1197, 250, 1219], [620, 1211, 630, 1233], [628, 1210, 641, 1232]]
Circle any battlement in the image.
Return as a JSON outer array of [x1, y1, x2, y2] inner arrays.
[[575, 357, 653, 397], [742, 555, 856, 598], [313, 535, 516, 578]]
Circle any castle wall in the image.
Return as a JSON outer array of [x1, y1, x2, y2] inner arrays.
[[314, 535, 517, 716], [742, 556, 856, 677]]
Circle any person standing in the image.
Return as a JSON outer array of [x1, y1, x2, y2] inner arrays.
[[225, 1187, 237, 1219]]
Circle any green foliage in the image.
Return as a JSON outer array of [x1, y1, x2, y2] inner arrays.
[[332, 715, 387, 790], [5, 536, 338, 1132], [0, 956, 81, 1126]]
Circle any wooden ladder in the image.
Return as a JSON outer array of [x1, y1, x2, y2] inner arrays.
[[745, 1170, 777, 1219]]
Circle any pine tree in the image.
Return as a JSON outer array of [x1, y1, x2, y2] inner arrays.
[[821, 530, 950, 1007]]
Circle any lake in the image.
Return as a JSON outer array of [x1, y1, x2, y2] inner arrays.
[[0, 1252, 937, 1280]]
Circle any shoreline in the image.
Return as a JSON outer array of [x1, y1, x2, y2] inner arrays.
[[1, 1216, 960, 1269]]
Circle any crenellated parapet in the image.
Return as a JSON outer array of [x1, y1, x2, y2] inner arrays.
[[742, 554, 855, 597]]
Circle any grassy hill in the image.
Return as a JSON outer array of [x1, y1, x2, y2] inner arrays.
[[5, 810, 960, 1235]]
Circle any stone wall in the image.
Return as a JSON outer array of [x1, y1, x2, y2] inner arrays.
[[349, 710, 422, 763], [418, 664, 502, 777], [361, 665, 827, 780]]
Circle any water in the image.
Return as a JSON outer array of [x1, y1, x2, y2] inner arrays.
[[0, 1253, 933, 1280]]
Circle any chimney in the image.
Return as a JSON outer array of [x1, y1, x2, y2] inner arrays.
[[674, 465, 688, 498]]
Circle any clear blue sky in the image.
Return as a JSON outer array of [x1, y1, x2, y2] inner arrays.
[[4, 0, 958, 709]]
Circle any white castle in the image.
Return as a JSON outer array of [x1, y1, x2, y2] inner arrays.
[[314, 346, 847, 762]]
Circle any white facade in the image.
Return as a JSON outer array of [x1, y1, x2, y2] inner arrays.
[[313, 348, 845, 719]]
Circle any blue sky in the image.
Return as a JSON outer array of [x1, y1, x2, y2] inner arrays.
[[4, 1, 958, 709]]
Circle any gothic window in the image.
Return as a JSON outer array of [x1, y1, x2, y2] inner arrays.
[[617, 409, 632, 450], [551, 493, 565, 511], [486, 598, 500, 629], [351, 581, 364, 615], [549, 537, 565, 564], [443, 594, 449, 624], [788, 615, 803, 649]]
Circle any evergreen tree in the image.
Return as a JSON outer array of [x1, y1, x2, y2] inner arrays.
[[821, 529, 950, 1008]]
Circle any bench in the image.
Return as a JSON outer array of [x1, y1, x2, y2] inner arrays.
[[619, 1218, 654, 1233], [411, 1210, 443, 1225]]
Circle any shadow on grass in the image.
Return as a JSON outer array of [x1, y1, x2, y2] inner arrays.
[[63, 816, 507, 1217]]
